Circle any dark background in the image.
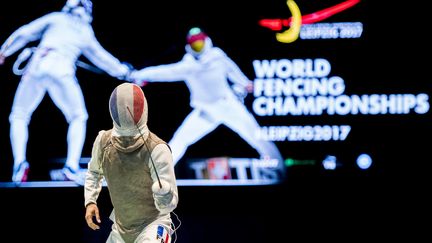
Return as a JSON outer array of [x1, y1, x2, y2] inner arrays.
[[0, 0, 429, 242]]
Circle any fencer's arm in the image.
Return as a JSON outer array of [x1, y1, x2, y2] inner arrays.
[[223, 53, 253, 88], [129, 60, 190, 82], [149, 144, 179, 215], [0, 13, 54, 58], [84, 133, 105, 208], [82, 33, 130, 79]]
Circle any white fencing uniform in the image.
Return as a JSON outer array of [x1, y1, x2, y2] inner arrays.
[[130, 30, 285, 180], [0, 8, 130, 181], [85, 83, 178, 243]]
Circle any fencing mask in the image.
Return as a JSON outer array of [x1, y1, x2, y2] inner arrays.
[[185, 27, 213, 58], [109, 83, 148, 137]]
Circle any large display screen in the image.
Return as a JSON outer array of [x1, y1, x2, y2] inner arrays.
[[0, 0, 429, 186]]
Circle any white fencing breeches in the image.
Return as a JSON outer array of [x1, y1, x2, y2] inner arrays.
[[169, 97, 283, 167], [106, 214, 173, 243], [9, 71, 88, 171]]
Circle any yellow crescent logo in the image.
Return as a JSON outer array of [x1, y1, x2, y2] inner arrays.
[[276, 0, 302, 43]]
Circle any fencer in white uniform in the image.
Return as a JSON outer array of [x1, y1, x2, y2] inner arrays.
[[129, 27, 285, 180], [84, 83, 178, 243], [0, 0, 131, 182]]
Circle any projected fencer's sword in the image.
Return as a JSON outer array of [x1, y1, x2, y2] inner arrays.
[[12, 47, 107, 75]]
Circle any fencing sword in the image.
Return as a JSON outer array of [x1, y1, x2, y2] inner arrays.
[[12, 47, 105, 76], [126, 106, 162, 189]]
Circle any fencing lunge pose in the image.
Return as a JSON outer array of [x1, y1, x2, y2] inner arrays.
[[129, 27, 285, 180], [0, 0, 131, 182], [84, 83, 179, 243]]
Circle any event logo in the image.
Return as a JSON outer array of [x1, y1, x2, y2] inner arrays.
[[259, 0, 362, 43], [251, 58, 430, 142]]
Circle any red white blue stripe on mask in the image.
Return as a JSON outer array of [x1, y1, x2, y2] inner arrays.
[[109, 84, 145, 127]]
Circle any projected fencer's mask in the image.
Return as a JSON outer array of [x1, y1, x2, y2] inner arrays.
[[109, 83, 148, 137], [62, 0, 93, 23], [185, 27, 213, 58]]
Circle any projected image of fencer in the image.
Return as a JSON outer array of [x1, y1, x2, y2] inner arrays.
[[0, 0, 132, 183], [129, 27, 285, 180]]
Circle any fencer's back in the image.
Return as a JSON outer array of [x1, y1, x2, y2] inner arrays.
[[37, 12, 92, 62]]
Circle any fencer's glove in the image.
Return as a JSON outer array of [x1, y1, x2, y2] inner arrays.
[[232, 84, 248, 103], [123, 69, 136, 82], [152, 180, 174, 213], [232, 81, 254, 103], [152, 180, 171, 196], [122, 61, 134, 71], [127, 70, 148, 87], [118, 62, 134, 81]]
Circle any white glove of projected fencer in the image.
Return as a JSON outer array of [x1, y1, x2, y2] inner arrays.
[[125, 70, 148, 87], [232, 81, 253, 103]]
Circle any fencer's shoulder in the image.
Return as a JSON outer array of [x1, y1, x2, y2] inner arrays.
[[96, 129, 112, 140], [36, 11, 63, 21], [148, 132, 167, 145], [41, 12, 82, 25], [47, 11, 66, 18], [96, 129, 113, 148], [84, 24, 95, 34], [97, 129, 110, 134], [147, 132, 172, 154], [210, 47, 227, 57], [182, 53, 195, 62], [204, 47, 228, 61], [101, 129, 113, 135]]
